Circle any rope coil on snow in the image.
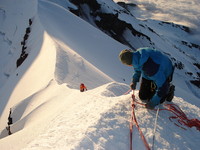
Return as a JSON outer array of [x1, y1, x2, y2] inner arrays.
[[131, 94, 200, 131], [164, 104, 200, 131], [128, 90, 200, 150]]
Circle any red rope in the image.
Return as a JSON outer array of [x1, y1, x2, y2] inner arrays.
[[128, 88, 200, 150], [129, 103, 133, 150], [130, 94, 151, 150], [163, 104, 200, 131], [123, 89, 132, 95], [129, 93, 200, 150], [133, 97, 200, 131]]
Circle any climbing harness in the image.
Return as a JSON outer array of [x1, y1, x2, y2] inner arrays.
[[150, 82, 156, 92]]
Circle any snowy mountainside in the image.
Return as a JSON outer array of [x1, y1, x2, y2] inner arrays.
[[1, 81, 199, 150], [67, 0, 200, 100], [0, 0, 49, 126], [0, 0, 38, 89], [0, 0, 130, 131], [0, 0, 200, 150]]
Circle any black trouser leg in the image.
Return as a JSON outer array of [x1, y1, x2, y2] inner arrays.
[[139, 78, 156, 102], [158, 80, 170, 103], [158, 72, 174, 103]]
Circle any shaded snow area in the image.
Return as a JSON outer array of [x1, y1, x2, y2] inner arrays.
[[0, 0, 200, 150]]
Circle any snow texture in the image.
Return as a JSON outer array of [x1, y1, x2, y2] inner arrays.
[[0, 0, 199, 150]]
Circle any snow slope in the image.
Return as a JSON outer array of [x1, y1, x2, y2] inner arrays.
[[0, 0, 199, 150], [66, 0, 200, 107]]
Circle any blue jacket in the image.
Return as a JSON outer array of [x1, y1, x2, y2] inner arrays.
[[132, 48, 174, 107]]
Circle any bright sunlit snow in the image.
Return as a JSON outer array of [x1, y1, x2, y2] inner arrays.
[[0, 0, 199, 150]]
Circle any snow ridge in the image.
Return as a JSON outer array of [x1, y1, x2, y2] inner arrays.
[[0, 0, 199, 150]]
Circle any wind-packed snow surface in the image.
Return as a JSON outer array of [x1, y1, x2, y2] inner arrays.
[[0, 0, 199, 150]]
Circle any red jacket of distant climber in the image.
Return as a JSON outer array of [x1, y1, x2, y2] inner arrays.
[[80, 83, 87, 92]]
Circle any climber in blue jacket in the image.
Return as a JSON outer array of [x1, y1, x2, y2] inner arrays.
[[119, 48, 175, 109]]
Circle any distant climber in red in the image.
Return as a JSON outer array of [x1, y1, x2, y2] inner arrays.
[[80, 83, 87, 92]]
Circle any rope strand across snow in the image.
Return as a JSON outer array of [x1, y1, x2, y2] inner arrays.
[[128, 90, 200, 150], [129, 93, 151, 150]]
